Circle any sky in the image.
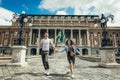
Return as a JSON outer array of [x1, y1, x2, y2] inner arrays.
[[0, 0, 120, 26]]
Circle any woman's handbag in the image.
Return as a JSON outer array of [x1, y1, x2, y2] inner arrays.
[[70, 51, 76, 57]]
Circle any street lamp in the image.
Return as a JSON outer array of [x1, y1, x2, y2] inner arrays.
[[19, 11, 28, 45], [11, 11, 32, 66], [12, 11, 32, 45]]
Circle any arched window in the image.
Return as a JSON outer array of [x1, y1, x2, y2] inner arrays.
[[31, 48, 37, 55], [82, 48, 88, 55]]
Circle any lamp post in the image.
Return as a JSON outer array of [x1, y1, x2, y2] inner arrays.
[[10, 11, 32, 66], [19, 11, 28, 45], [12, 11, 32, 45]]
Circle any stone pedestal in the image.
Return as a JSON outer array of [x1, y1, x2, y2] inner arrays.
[[99, 47, 120, 68], [57, 43, 65, 47], [9, 46, 28, 66]]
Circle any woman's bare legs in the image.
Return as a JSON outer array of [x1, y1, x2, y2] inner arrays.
[[70, 63, 74, 74], [69, 63, 75, 78]]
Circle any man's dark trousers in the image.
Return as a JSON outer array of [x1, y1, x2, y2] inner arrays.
[[41, 51, 49, 70]]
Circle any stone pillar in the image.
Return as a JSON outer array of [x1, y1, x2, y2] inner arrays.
[[63, 29, 65, 41], [54, 29, 56, 44], [91, 33, 94, 47], [63, 29, 65, 34], [71, 29, 73, 39], [32, 34, 35, 45], [98, 33, 101, 47], [99, 47, 120, 68], [47, 29, 48, 33], [1, 32, 5, 46], [113, 34, 117, 47], [87, 30, 90, 46], [37, 29, 40, 55], [9, 32, 13, 46], [79, 30, 82, 46], [29, 29, 32, 45], [25, 32, 28, 46], [10, 46, 28, 66], [84, 32, 87, 45]]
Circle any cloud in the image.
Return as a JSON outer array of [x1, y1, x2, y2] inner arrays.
[[39, 0, 120, 15], [0, 7, 14, 25], [38, 0, 120, 26], [22, 4, 29, 11], [39, 0, 72, 11], [56, 10, 68, 15]]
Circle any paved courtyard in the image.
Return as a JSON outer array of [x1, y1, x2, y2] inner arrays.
[[0, 53, 120, 80]]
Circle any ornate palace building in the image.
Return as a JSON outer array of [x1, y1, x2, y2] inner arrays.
[[0, 15, 120, 55]]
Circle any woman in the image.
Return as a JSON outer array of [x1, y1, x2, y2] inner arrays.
[[58, 39, 80, 78]]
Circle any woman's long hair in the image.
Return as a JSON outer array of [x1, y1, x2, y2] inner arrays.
[[66, 39, 74, 46]]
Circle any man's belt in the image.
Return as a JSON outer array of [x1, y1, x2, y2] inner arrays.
[[42, 50, 49, 52]]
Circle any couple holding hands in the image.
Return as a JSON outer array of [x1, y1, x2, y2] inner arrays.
[[40, 32, 81, 78]]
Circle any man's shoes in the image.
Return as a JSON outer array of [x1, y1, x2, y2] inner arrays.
[[46, 72, 50, 76], [44, 70, 47, 74], [44, 69, 50, 76], [71, 74, 75, 78]]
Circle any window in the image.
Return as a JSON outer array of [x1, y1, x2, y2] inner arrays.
[[4, 39, 8, 46], [14, 31, 18, 36], [94, 40, 98, 47], [94, 32, 97, 37], [58, 16, 62, 19], [94, 24, 97, 27], [13, 39, 18, 45], [5, 32, 9, 38], [109, 33, 112, 37], [0, 32, 1, 36], [50, 16, 54, 19], [116, 33, 119, 37]]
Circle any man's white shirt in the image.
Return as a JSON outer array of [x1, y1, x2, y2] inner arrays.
[[40, 38, 53, 51]]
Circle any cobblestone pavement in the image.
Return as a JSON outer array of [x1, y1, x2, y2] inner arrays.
[[0, 53, 120, 80]]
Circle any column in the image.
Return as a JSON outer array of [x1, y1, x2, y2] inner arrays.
[[113, 34, 117, 47], [79, 30, 82, 45], [62, 29, 65, 45], [32, 33, 35, 45], [91, 33, 94, 47], [98, 33, 101, 47], [71, 29, 73, 39], [84, 31, 87, 45], [47, 29, 48, 33], [9, 32, 13, 46], [37, 29, 40, 55], [1, 32, 5, 46], [29, 29, 32, 45], [24, 32, 27, 46], [25, 32, 28, 46], [87, 30, 90, 46], [54, 29, 57, 45]]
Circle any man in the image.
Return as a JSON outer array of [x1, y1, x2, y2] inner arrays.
[[40, 32, 55, 75]]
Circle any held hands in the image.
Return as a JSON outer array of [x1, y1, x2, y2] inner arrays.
[[54, 48, 59, 53]]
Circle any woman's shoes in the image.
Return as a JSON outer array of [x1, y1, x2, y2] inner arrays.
[[71, 74, 75, 78]]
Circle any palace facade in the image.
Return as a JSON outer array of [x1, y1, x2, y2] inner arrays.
[[0, 15, 120, 55]]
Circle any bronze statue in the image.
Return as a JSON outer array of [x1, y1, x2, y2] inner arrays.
[[101, 14, 114, 47], [56, 30, 65, 46]]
